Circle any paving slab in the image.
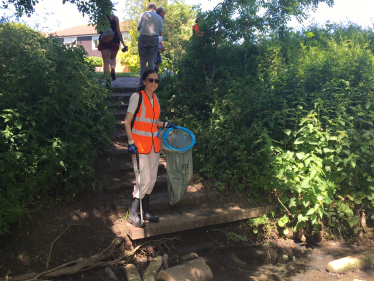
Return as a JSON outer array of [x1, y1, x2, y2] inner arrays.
[[123, 204, 275, 240]]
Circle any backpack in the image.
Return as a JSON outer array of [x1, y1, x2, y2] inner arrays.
[[99, 17, 115, 43], [130, 92, 143, 129]]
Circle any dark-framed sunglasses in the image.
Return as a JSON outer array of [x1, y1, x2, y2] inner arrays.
[[146, 78, 160, 84]]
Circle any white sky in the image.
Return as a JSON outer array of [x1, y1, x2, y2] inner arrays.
[[3, 0, 374, 32]]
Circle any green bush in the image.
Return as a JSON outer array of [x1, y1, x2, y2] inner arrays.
[[158, 23, 374, 236], [0, 23, 114, 234], [85, 56, 103, 67]]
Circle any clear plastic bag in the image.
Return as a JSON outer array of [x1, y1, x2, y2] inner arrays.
[[159, 128, 194, 205]]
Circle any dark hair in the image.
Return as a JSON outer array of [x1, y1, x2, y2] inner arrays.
[[136, 69, 159, 92], [156, 7, 164, 15]]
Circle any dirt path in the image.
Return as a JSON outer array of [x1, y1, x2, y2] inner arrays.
[[1, 187, 373, 280]]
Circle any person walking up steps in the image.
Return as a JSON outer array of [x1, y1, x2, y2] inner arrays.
[[124, 69, 176, 228], [137, 2, 163, 84], [154, 7, 166, 74], [98, 2, 127, 88]]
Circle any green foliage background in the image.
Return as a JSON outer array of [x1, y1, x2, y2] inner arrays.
[[158, 14, 374, 236], [85, 56, 103, 67], [0, 23, 113, 234]]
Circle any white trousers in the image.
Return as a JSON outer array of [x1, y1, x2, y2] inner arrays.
[[132, 146, 160, 199]]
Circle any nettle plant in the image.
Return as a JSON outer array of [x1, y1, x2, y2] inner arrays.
[[0, 23, 113, 234], [159, 22, 374, 236]]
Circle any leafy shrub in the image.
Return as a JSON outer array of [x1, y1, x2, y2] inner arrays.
[[85, 56, 103, 67], [0, 23, 114, 234], [117, 31, 140, 73], [158, 23, 374, 236]]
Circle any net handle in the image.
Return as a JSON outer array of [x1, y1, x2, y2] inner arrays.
[[163, 126, 195, 152]]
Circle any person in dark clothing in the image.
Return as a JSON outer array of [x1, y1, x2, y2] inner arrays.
[[98, 3, 127, 87]]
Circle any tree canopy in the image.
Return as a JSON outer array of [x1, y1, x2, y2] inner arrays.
[[1, 0, 113, 29], [2, 0, 334, 32]]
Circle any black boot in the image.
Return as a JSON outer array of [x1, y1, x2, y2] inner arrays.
[[142, 194, 159, 222], [111, 69, 116, 81], [128, 197, 144, 228]]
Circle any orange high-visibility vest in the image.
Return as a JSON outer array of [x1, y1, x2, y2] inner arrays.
[[192, 24, 199, 33], [131, 90, 161, 154]]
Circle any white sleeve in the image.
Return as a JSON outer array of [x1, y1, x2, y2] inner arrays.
[[127, 93, 140, 114], [158, 35, 163, 43]]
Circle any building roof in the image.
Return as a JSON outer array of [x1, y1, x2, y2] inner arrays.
[[51, 21, 130, 37]]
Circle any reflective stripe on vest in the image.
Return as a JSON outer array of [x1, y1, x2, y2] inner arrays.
[[131, 90, 161, 154]]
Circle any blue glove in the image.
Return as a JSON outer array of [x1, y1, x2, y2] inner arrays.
[[128, 143, 138, 154], [166, 122, 176, 129]]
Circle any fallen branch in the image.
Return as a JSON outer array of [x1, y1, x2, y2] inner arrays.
[[142, 256, 162, 281], [1, 237, 179, 281], [1, 237, 124, 281], [125, 264, 141, 281], [46, 223, 84, 268], [274, 191, 293, 217]]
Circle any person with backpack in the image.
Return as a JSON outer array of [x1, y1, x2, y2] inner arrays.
[[98, 2, 127, 88], [124, 69, 176, 228]]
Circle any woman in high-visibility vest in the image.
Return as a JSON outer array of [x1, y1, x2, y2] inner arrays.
[[124, 69, 176, 228]]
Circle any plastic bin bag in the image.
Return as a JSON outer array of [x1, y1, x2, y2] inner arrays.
[[159, 128, 194, 205]]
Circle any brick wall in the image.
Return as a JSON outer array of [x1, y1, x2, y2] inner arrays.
[[77, 36, 101, 57]]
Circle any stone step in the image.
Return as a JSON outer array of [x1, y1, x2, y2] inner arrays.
[[115, 183, 205, 213], [110, 93, 132, 102], [110, 128, 127, 141], [106, 140, 129, 155], [114, 108, 127, 121], [106, 175, 167, 193], [114, 120, 125, 130], [107, 86, 137, 93], [109, 101, 129, 109], [104, 141, 168, 158], [97, 147, 166, 170], [119, 204, 275, 240], [100, 160, 166, 175]]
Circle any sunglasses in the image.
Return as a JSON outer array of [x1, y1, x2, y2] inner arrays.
[[146, 78, 160, 84]]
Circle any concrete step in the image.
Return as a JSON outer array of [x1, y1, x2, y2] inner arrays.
[[119, 204, 275, 240], [106, 175, 167, 193], [115, 183, 205, 213]]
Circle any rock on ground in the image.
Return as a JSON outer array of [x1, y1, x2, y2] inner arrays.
[[156, 258, 213, 281]]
